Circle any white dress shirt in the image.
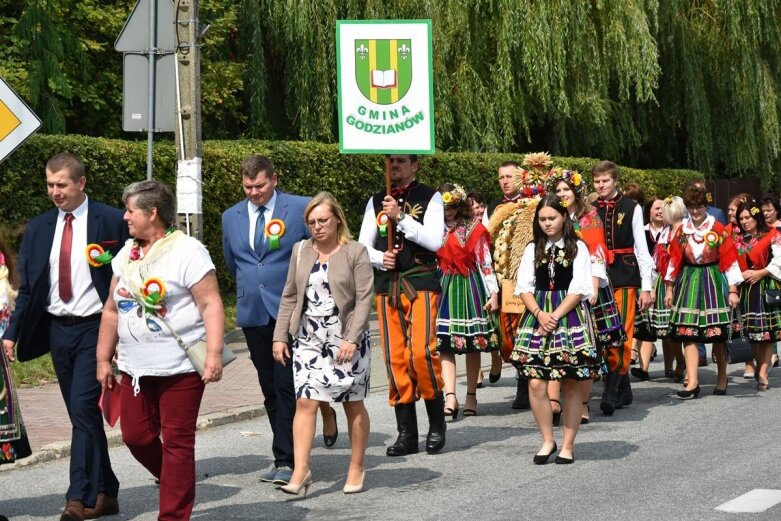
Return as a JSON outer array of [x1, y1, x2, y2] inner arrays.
[[358, 191, 445, 270], [47, 196, 103, 316], [630, 204, 655, 291], [248, 190, 277, 252]]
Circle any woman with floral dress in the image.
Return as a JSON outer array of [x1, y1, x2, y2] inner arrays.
[[733, 200, 781, 391], [510, 195, 598, 464], [273, 192, 373, 496], [547, 168, 620, 424], [436, 184, 499, 418], [0, 240, 31, 467], [665, 186, 742, 399]]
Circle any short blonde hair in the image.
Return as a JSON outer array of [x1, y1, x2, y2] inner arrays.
[[304, 191, 352, 245], [662, 196, 686, 226]]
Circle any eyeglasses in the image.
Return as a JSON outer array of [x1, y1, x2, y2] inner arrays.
[[306, 215, 335, 228]]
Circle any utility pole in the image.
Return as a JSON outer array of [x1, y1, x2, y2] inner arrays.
[[174, 0, 203, 240]]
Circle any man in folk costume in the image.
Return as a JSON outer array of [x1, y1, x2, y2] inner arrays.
[[592, 160, 655, 415], [358, 154, 447, 456], [486, 155, 551, 409]]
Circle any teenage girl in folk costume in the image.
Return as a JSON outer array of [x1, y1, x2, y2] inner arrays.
[[436, 184, 499, 419], [733, 200, 781, 391], [510, 195, 598, 465], [665, 186, 742, 399], [546, 168, 621, 425]]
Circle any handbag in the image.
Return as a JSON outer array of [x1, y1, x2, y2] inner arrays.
[[724, 308, 754, 365], [765, 289, 781, 307], [156, 312, 237, 377]]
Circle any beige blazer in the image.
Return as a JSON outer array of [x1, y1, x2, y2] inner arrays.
[[273, 239, 374, 345]]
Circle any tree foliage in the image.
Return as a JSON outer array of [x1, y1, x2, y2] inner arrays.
[[0, 1, 779, 184]]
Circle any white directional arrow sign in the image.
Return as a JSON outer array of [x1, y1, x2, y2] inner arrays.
[[0, 77, 41, 164]]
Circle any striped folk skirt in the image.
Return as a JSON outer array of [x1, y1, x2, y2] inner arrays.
[[636, 276, 671, 341], [436, 271, 499, 354], [592, 286, 627, 348], [668, 264, 731, 343], [738, 277, 781, 343], [510, 289, 599, 381]]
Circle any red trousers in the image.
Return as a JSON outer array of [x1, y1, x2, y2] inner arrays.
[[377, 292, 444, 406], [120, 372, 204, 521]]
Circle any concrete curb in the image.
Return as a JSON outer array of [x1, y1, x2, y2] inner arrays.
[[1, 405, 267, 472]]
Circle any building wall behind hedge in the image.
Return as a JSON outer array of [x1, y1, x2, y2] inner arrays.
[[0, 135, 705, 292]]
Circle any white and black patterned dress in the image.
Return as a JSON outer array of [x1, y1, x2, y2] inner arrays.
[[293, 260, 371, 402]]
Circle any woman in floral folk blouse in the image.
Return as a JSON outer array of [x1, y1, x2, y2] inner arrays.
[[436, 184, 499, 419], [732, 200, 781, 391], [665, 186, 742, 399]]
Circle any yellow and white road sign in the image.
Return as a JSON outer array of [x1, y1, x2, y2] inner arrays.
[[0, 77, 41, 164]]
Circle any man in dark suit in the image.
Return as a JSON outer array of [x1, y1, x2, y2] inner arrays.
[[2, 153, 128, 521], [221, 155, 311, 485]]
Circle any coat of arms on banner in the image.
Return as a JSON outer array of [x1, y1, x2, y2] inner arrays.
[[355, 39, 412, 105]]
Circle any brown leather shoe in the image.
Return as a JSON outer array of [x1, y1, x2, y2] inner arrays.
[[60, 499, 85, 521], [84, 493, 119, 519]]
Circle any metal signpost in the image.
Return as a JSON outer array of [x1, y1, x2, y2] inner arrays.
[[115, 0, 176, 180], [0, 77, 42, 164]]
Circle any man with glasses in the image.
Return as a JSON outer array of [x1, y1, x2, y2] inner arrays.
[[358, 154, 447, 456], [221, 155, 312, 485]]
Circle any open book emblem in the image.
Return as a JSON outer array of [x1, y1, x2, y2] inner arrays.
[[354, 39, 412, 105]]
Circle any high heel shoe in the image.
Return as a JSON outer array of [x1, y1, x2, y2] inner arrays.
[[675, 385, 701, 400], [463, 392, 478, 417], [444, 392, 459, 420], [489, 371, 501, 383], [713, 386, 727, 395], [343, 470, 366, 494], [323, 407, 338, 448], [533, 442, 557, 465], [757, 378, 769, 391], [476, 370, 485, 389], [279, 471, 312, 497], [580, 402, 590, 425], [630, 367, 650, 381], [551, 399, 562, 426]]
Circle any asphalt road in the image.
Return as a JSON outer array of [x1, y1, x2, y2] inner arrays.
[[1, 358, 780, 521]]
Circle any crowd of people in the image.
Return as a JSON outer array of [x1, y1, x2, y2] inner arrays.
[[1, 151, 779, 519]]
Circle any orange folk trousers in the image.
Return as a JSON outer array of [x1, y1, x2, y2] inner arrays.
[[377, 292, 444, 406], [607, 287, 637, 375]]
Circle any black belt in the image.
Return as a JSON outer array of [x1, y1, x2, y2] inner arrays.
[[49, 313, 102, 326]]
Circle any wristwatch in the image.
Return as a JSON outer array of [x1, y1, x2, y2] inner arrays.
[[395, 211, 406, 224]]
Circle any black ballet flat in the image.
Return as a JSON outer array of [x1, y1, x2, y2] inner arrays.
[[554, 454, 575, 465], [533, 442, 557, 465], [675, 385, 701, 400], [630, 367, 650, 381]]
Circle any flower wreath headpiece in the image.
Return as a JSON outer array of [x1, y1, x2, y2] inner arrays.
[[544, 167, 586, 200], [441, 184, 467, 207]]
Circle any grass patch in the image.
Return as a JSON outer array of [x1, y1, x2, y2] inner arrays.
[[11, 353, 56, 388], [10, 293, 239, 388]]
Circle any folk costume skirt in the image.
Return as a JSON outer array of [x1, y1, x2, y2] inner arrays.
[[509, 289, 599, 381], [669, 264, 731, 343], [436, 270, 499, 354], [739, 277, 781, 343], [647, 275, 672, 338], [592, 286, 627, 349]]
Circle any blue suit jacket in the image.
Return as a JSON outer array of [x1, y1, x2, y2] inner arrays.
[[707, 206, 727, 225], [3, 200, 129, 361], [222, 190, 310, 327]]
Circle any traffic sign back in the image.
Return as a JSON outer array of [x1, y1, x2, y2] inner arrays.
[[115, 0, 176, 53]]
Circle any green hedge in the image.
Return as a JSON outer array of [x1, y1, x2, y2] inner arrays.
[[0, 135, 705, 291]]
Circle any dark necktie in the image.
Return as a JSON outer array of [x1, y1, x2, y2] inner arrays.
[[254, 206, 266, 254], [59, 212, 74, 302]]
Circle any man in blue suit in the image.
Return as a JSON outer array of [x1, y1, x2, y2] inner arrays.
[[222, 155, 311, 485], [3, 153, 128, 521]]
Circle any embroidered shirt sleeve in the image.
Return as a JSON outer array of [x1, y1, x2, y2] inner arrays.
[[476, 234, 499, 294]]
